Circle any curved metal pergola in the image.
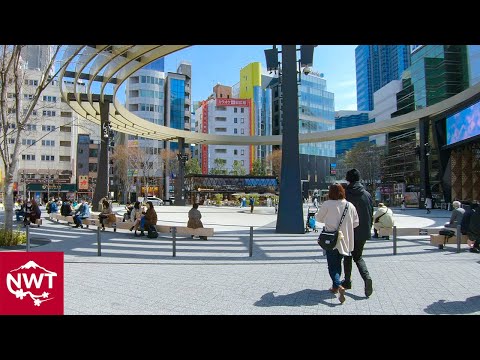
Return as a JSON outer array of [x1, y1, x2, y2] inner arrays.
[[59, 45, 480, 144]]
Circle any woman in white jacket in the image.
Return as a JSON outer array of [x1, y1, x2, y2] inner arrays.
[[316, 183, 359, 304]]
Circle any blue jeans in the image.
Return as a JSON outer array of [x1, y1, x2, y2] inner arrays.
[[140, 216, 145, 230], [326, 249, 343, 288]]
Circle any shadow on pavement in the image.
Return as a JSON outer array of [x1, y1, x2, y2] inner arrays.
[[254, 289, 341, 308], [424, 295, 480, 314]]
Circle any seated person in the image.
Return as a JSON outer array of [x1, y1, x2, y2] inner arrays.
[[444, 201, 465, 229], [187, 203, 207, 239], [15, 200, 25, 221], [136, 201, 157, 237], [60, 200, 74, 217], [123, 202, 134, 222], [73, 199, 91, 228], [98, 197, 113, 231], [373, 203, 394, 239], [130, 201, 144, 234], [24, 199, 41, 226]]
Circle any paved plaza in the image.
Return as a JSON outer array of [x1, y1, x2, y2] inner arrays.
[[2, 204, 480, 315]]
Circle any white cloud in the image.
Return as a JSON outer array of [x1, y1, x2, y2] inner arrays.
[[336, 79, 356, 88]]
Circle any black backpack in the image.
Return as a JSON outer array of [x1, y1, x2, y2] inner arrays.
[[147, 224, 159, 239]]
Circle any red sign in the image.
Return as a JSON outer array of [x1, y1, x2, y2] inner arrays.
[[202, 101, 209, 174], [216, 98, 249, 107], [0, 252, 64, 315], [78, 175, 89, 190]]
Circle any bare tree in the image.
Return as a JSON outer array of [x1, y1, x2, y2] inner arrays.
[[111, 144, 141, 203], [0, 45, 69, 236], [266, 149, 282, 178], [343, 141, 385, 191]]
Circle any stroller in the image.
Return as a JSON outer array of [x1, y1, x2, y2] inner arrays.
[[305, 206, 318, 233]]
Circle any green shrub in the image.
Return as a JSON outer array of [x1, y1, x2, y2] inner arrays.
[[213, 193, 223, 205], [0, 227, 27, 247]]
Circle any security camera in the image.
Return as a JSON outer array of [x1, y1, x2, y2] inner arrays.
[[303, 66, 311, 75]]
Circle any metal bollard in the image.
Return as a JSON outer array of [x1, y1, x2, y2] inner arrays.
[[456, 225, 461, 253], [393, 226, 397, 255], [97, 226, 101, 256], [26, 224, 30, 252], [172, 226, 177, 257], [249, 226, 253, 257]]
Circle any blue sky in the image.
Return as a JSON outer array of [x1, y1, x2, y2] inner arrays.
[[163, 45, 358, 111]]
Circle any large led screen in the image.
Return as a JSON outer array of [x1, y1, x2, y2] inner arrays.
[[446, 99, 480, 146]]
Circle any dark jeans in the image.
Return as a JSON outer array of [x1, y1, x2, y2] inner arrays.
[[73, 215, 87, 226], [326, 249, 343, 288], [99, 214, 108, 227], [16, 210, 24, 221], [343, 237, 371, 283]]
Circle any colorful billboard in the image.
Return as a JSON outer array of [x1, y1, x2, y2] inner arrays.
[[446, 98, 480, 146]]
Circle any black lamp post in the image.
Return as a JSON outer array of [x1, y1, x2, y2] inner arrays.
[[265, 45, 315, 234]]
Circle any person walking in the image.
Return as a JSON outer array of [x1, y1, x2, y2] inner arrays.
[[187, 203, 207, 240], [249, 196, 255, 213], [342, 168, 374, 298], [316, 183, 359, 304], [425, 196, 432, 214], [372, 203, 394, 239], [401, 198, 406, 210]]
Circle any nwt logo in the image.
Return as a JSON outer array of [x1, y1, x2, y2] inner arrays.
[[7, 260, 57, 307], [0, 252, 64, 315]]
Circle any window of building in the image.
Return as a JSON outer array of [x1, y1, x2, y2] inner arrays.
[[215, 149, 227, 153], [88, 163, 98, 172], [59, 126, 71, 132], [234, 129, 237, 134], [8, 123, 15, 129], [214, 128, 227, 132], [234, 150, 238, 155], [23, 94, 34, 100], [241, 160, 245, 166], [234, 108, 238, 113], [61, 111, 72, 117], [60, 156, 70, 161], [89, 149, 98, 158], [241, 108, 244, 113], [241, 118, 245, 123], [8, 138, 15, 144], [42, 95, 57, 102], [26, 124, 36, 131], [78, 163, 83, 169], [241, 149, 245, 155], [60, 141, 71, 147], [41, 140, 55, 146], [241, 129, 244, 134], [22, 139, 36, 145], [22, 154, 36, 161], [42, 110, 56, 116], [41, 155, 55, 161], [42, 125, 56, 132], [234, 118, 237, 123]]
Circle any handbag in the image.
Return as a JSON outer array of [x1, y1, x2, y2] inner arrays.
[[147, 224, 159, 239], [317, 203, 349, 251]]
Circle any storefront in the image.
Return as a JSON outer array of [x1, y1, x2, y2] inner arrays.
[[26, 183, 77, 204]]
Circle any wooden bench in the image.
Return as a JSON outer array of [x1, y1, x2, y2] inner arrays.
[[428, 226, 470, 249], [50, 213, 75, 224], [115, 222, 214, 238], [82, 214, 120, 231]]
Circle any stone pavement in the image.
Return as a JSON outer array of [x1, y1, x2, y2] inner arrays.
[[2, 204, 480, 315]]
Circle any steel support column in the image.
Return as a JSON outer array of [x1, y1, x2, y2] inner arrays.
[[92, 101, 110, 211], [276, 45, 304, 234], [175, 137, 186, 206], [419, 117, 430, 209]]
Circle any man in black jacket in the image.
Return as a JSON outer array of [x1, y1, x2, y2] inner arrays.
[[342, 169, 374, 297]]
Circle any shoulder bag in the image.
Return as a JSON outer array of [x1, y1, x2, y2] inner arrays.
[[317, 203, 349, 251]]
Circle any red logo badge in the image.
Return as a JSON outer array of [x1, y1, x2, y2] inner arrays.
[[0, 252, 64, 315]]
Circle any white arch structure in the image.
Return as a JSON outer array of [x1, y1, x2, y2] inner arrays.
[[59, 45, 480, 144]]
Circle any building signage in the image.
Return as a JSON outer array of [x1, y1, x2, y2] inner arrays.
[[410, 45, 424, 54], [330, 163, 337, 175], [201, 101, 209, 175], [26, 183, 77, 192], [216, 98, 249, 107], [78, 175, 89, 190]]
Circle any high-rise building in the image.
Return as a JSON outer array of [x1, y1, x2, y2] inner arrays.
[[383, 45, 470, 204], [368, 80, 402, 146], [142, 58, 165, 72], [239, 62, 273, 169], [125, 66, 166, 199], [195, 85, 250, 175], [164, 61, 192, 199], [21, 45, 54, 72], [356, 45, 411, 111], [467, 45, 480, 87], [335, 111, 372, 156]]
